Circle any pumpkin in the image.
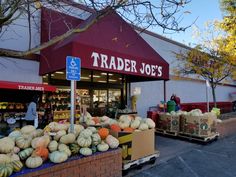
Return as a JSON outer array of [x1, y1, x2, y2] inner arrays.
[[48, 122, 60, 132], [86, 119, 95, 125], [0, 163, 13, 177], [135, 116, 142, 121], [54, 130, 66, 141], [31, 135, 50, 149], [118, 119, 130, 129], [10, 160, 23, 172], [123, 127, 134, 132], [130, 119, 140, 129], [33, 147, 49, 161], [58, 144, 71, 157], [69, 143, 80, 155], [0, 137, 15, 153], [15, 135, 32, 149], [105, 135, 119, 149], [13, 147, 20, 154], [59, 133, 76, 144], [0, 154, 11, 164], [49, 151, 68, 163], [138, 123, 149, 131], [68, 124, 84, 137], [91, 133, 101, 145], [87, 127, 97, 133], [26, 156, 43, 168], [48, 140, 58, 152], [8, 153, 20, 162], [145, 118, 156, 128], [108, 119, 118, 125], [77, 135, 92, 148], [97, 141, 109, 152], [119, 115, 132, 123], [100, 116, 109, 122], [8, 130, 22, 141], [92, 117, 100, 124], [98, 128, 109, 140], [18, 148, 33, 160], [80, 129, 93, 138], [21, 125, 36, 135], [32, 129, 44, 138], [79, 148, 92, 156], [110, 124, 121, 132]]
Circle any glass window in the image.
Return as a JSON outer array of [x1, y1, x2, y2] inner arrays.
[[93, 90, 107, 108], [93, 71, 107, 83], [81, 69, 91, 82], [51, 71, 66, 80], [108, 89, 121, 108], [108, 73, 122, 84]]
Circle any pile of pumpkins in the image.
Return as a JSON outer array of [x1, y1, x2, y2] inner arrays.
[[79, 113, 117, 126], [0, 122, 119, 177], [110, 115, 156, 132]]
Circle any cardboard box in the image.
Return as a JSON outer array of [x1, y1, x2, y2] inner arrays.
[[158, 113, 180, 132], [110, 129, 155, 161]]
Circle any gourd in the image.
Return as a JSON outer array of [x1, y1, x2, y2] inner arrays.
[[48, 140, 58, 152], [15, 135, 32, 149], [0, 154, 11, 164], [79, 129, 93, 138], [87, 127, 97, 133], [25, 156, 43, 168], [97, 141, 109, 152], [10, 160, 23, 172], [118, 119, 130, 129], [145, 118, 155, 128], [31, 135, 50, 149], [110, 124, 121, 132], [123, 127, 134, 132], [33, 147, 49, 161], [8, 130, 22, 141], [48, 122, 60, 132], [0, 163, 13, 177], [119, 115, 132, 123], [91, 133, 101, 145], [21, 125, 36, 135], [98, 128, 109, 140], [58, 144, 71, 157], [130, 119, 140, 129], [105, 135, 119, 149], [13, 147, 20, 154], [32, 129, 44, 138], [59, 133, 76, 144], [79, 148, 92, 156], [69, 143, 80, 155], [92, 117, 100, 124], [49, 151, 68, 163], [135, 116, 142, 121], [54, 130, 66, 141], [77, 136, 92, 148], [138, 123, 149, 131], [8, 153, 20, 161], [68, 124, 84, 137], [100, 116, 109, 123], [0, 137, 15, 153], [91, 145, 97, 154], [86, 119, 95, 125], [18, 148, 33, 160]]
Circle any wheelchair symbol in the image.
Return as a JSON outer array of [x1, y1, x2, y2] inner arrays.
[[70, 58, 76, 67]]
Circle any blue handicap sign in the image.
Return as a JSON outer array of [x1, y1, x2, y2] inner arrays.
[[66, 56, 81, 81]]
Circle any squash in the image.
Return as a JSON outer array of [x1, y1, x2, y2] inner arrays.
[[69, 143, 80, 155], [18, 148, 33, 160], [91, 133, 101, 146], [135, 116, 142, 121], [8, 130, 22, 141], [123, 127, 134, 132], [92, 117, 100, 124], [0, 154, 11, 164], [79, 148, 92, 156], [10, 160, 23, 172], [15, 135, 32, 149], [68, 124, 84, 137], [79, 129, 93, 138], [97, 141, 109, 152], [0, 163, 13, 177], [119, 115, 132, 123], [49, 151, 68, 163], [54, 130, 66, 141], [138, 123, 149, 131], [100, 116, 109, 122], [98, 128, 109, 140], [130, 119, 140, 129], [77, 136, 92, 148], [31, 135, 50, 149], [58, 144, 71, 157], [110, 124, 121, 132], [145, 118, 156, 128], [48, 140, 58, 152], [21, 125, 36, 135], [33, 147, 49, 161], [8, 153, 20, 162], [118, 119, 130, 129], [25, 156, 43, 168], [91, 145, 97, 154], [105, 135, 119, 149], [0, 137, 15, 153], [13, 147, 20, 154], [32, 129, 44, 138], [59, 133, 76, 144], [86, 119, 95, 125], [87, 127, 97, 133], [48, 122, 60, 132]]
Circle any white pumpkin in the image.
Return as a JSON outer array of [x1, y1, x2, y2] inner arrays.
[[77, 135, 92, 148], [118, 119, 130, 129], [91, 133, 101, 145], [25, 156, 43, 168], [79, 129, 93, 138], [130, 119, 140, 129], [87, 127, 97, 133], [0, 137, 15, 153], [105, 135, 119, 149], [119, 115, 132, 123], [31, 129, 44, 138], [59, 133, 76, 144], [79, 148, 92, 156], [54, 130, 66, 141], [145, 118, 156, 128], [68, 124, 84, 137], [58, 144, 71, 157], [49, 151, 68, 163], [138, 123, 149, 131], [48, 140, 58, 152], [97, 141, 109, 152], [86, 119, 95, 125], [8, 153, 20, 162], [21, 125, 36, 135], [8, 130, 22, 141], [15, 135, 32, 149], [0, 154, 11, 164]]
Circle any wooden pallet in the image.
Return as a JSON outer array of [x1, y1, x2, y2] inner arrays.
[[156, 128, 178, 136], [122, 151, 160, 171], [178, 132, 220, 143]]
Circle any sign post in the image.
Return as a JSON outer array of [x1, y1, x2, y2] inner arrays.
[[66, 56, 81, 133], [206, 79, 210, 112]]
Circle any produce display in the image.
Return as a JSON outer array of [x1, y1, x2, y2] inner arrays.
[[0, 122, 120, 177]]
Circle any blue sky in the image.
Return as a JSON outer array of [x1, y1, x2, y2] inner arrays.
[[150, 0, 223, 46]]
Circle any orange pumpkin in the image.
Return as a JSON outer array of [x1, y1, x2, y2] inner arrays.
[[123, 127, 134, 132], [110, 124, 121, 132], [98, 128, 109, 140], [33, 147, 49, 161], [92, 117, 100, 124]]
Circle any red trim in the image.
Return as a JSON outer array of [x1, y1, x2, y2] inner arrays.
[[0, 81, 56, 92]]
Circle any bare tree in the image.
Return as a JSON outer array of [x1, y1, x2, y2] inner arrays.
[[0, 0, 192, 58]]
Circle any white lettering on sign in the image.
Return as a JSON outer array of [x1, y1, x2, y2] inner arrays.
[[91, 52, 163, 77], [18, 85, 44, 91]]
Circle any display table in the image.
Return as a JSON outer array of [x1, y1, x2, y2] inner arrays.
[[11, 149, 122, 177]]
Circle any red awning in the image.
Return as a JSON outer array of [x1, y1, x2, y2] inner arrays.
[[40, 8, 169, 80], [0, 81, 56, 92]]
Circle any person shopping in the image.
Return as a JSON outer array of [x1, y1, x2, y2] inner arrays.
[[25, 95, 39, 127]]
